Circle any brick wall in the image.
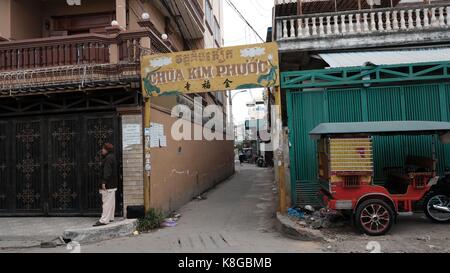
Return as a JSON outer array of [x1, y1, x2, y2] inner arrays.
[[121, 114, 144, 217]]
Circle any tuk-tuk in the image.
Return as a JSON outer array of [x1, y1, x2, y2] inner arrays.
[[310, 121, 450, 236]]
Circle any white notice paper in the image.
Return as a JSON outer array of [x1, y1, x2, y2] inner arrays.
[[122, 124, 141, 149], [149, 123, 167, 148]]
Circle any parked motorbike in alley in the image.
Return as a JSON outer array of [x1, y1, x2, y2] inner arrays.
[[424, 170, 450, 223]]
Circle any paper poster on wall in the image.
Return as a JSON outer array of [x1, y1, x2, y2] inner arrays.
[[122, 124, 141, 149], [149, 123, 167, 148]]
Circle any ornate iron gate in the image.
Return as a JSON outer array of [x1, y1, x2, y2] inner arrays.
[[0, 113, 121, 216], [0, 121, 8, 212]]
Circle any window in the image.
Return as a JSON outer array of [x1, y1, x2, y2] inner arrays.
[[205, 0, 213, 33], [213, 16, 221, 45]]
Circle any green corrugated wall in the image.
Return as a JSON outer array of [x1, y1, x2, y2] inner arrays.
[[287, 83, 450, 207]]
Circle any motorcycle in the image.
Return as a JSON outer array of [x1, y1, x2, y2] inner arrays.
[[424, 170, 450, 223], [256, 156, 266, 168]]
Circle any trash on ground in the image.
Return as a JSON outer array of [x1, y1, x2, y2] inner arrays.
[[288, 206, 347, 230], [287, 208, 305, 219], [40, 236, 66, 248], [162, 218, 178, 228], [194, 194, 208, 201], [172, 213, 182, 220]]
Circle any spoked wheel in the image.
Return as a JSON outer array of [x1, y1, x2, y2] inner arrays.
[[424, 193, 450, 223], [355, 199, 394, 236]]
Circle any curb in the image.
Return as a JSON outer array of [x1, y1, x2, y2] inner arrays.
[[276, 212, 326, 242], [63, 219, 138, 244]]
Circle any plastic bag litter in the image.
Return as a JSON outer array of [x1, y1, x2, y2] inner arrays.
[[287, 208, 305, 219], [162, 219, 178, 227]]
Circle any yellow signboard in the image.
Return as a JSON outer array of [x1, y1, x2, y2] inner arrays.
[[141, 42, 279, 97]]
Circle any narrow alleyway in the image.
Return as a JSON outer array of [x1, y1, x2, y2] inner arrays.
[[17, 164, 322, 253]]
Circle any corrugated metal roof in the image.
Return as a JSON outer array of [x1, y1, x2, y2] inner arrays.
[[319, 48, 450, 68], [310, 121, 450, 138]]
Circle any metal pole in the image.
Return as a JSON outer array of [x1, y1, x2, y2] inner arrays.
[[143, 97, 151, 212], [275, 86, 288, 213]]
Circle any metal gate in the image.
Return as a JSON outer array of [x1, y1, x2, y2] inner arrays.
[[0, 113, 121, 216], [286, 83, 450, 206]]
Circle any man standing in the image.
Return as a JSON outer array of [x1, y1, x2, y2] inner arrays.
[[94, 143, 118, 227]]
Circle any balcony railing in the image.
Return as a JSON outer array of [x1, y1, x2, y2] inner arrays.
[[0, 28, 172, 96], [0, 29, 166, 72], [276, 4, 450, 41]]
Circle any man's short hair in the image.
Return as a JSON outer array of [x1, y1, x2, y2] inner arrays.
[[103, 143, 114, 152]]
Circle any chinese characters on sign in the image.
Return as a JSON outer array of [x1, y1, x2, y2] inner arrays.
[[141, 42, 279, 97]]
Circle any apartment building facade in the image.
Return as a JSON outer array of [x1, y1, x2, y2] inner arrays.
[[271, 0, 450, 208], [0, 0, 234, 217]]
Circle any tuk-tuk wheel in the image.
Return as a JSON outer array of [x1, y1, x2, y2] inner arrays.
[[355, 199, 394, 236]]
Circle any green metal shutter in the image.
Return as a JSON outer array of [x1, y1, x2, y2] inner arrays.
[[287, 83, 450, 207]]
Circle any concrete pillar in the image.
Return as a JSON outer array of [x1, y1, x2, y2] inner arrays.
[[116, 0, 127, 30], [0, 0, 11, 40], [109, 43, 120, 64], [140, 36, 152, 53]]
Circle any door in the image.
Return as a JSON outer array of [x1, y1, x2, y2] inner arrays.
[[0, 113, 121, 216]]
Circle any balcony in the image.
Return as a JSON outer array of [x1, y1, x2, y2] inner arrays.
[[275, 3, 450, 52], [0, 29, 171, 97]]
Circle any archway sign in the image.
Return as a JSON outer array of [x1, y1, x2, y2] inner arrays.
[[141, 42, 279, 97]]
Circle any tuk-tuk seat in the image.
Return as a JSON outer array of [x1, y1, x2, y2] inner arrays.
[[384, 155, 436, 194]]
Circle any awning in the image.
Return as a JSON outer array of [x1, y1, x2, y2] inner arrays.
[[319, 48, 450, 68], [310, 121, 450, 139]]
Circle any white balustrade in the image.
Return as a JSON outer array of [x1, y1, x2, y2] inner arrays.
[[424, 8, 430, 28], [415, 9, 422, 29], [290, 19, 296, 38], [326, 16, 332, 34], [297, 18, 303, 37], [319, 17, 325, 35], [408, 10, 414, 30], [283, 20, 289, 38], [400, 10, 407, 30], [348, 14, 355, 33], [439, 7, 445, 27], [304, 18, 310, 37], [447, 7, 450, 26], [378, 12, 384, 31], [431, 8, 439, 27], [385, 11, 392, 31], [341, 14, 347, 33], [356, 14, 362, 33], [370, 13, 377, 31], [392, 10, 399, 30], [333, 16, 339, 34], [363, 13, 369, 32], [276, 5, 450, 41], [311, 17, 318, 36]]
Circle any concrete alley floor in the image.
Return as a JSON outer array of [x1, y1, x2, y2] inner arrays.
[[7, 164, 322, 253], [322, 213, 450, 253]]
